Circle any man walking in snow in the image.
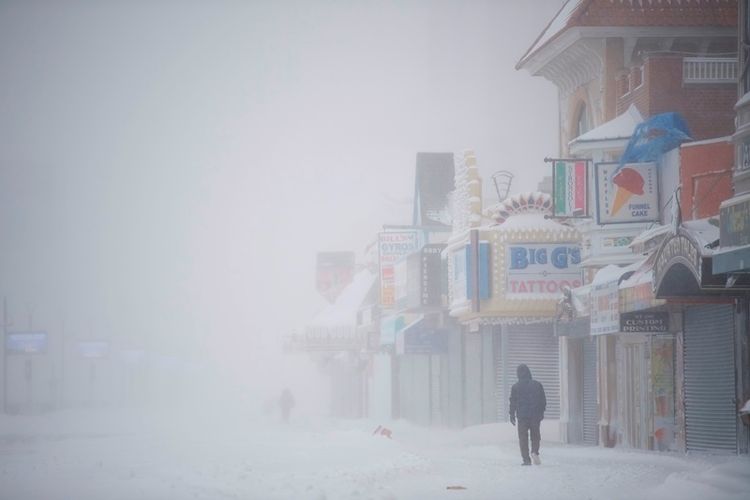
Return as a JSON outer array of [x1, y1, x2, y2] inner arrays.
[[509, 364, 546, 466], [279, 388, 295, 424]]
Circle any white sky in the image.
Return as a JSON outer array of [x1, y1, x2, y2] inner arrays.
[[0, 0, 562, 371]]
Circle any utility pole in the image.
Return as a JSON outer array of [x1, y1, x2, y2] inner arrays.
[[2, 297, 10, 414], [60, 317, 66, 410]]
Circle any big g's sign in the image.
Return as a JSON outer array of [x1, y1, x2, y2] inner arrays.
[[506, 244, 582, 297]]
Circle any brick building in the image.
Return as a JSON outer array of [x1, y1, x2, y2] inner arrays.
[[517, 0, 747, 453], [517, 0, 737, 154]]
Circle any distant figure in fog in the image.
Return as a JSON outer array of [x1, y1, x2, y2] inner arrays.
[[279, 388, 295, 424], [509, 364, 546, 466]]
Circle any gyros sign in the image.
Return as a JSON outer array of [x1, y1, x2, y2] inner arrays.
[[506, 244, 583, 297]]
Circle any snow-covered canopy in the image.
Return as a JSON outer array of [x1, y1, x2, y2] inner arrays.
[[570, 104, 643, 147], [591, 260, 643, 287], [493, 213, 572, 233]]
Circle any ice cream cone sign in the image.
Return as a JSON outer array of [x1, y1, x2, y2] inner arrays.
[[610, 167, 645, 215]]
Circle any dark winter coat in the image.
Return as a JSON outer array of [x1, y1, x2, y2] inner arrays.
[[509, 364, 546, 421]]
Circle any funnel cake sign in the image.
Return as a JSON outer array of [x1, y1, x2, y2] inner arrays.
[[595, 162, 659, 224]]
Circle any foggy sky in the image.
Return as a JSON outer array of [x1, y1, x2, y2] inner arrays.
[[0, 0, 561, 370]]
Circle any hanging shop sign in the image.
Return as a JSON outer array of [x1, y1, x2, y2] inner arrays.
[[591, 280, 619, 335], [552, 159, 588, 217], [719, 194, 750, 247], [378, 230, 421, 307], [714, 193, 750, 274], [506, 244, 582, 297], [316, 252, 355, 304], [595, 162, 659, 224], [5, 331, 48, 354], [620, 311, 669, 333], [404, 244, 445, 310], [420, 244, 444, 307]]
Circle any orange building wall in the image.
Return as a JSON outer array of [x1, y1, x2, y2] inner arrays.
[[679, 140, 734, 220]]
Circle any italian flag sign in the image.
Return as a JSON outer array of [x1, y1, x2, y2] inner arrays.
[[553, 160, 587, 217]]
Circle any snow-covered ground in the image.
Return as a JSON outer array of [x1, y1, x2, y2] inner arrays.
[[1, 408, 748, 500]]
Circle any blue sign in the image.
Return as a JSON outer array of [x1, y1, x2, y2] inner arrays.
[[6, 332, 48, 354]]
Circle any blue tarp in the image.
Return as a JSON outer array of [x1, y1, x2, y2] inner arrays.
[[618, 112, 692, 170]]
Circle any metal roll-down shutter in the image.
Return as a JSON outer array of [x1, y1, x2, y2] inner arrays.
[[684, 305, 736, 452], [504, 324, 560, 419]]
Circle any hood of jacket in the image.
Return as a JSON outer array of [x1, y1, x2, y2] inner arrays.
[[516, 364, 532, 381]]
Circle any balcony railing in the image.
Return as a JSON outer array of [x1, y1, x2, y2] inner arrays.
[[683, 57, 737, 84]]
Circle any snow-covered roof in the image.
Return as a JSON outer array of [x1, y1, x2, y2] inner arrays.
[[493, 213, 572, 233], [517, 0, 583, 69], [591, 260, 643, 286], [570, 104, 643, 145], [619, 253, 656, 289], [682, 218, 720, 254], [307, 269, 375, 329], [628, 219, 719, 255], [629, 223, 671, 249]]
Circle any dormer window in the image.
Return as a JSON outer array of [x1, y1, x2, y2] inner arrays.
[[576, 102, 591, 137]]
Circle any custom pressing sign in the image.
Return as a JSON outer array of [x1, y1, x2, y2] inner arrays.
[[506, 244, 582, 297], [595, 162, 659, 224], [620, 311, 669, 333]]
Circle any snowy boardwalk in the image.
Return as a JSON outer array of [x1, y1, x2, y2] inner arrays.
[[1, 410, 748, 500]]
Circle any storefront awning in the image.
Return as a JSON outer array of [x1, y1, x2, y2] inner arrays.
[[394, 315, 423, 355], [653, 223, 750, 297]]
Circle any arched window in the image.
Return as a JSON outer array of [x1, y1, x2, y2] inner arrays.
[[576, 102, 590, 137]]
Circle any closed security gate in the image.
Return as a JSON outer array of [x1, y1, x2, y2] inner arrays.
[[499, 324, 560, 419], [446, 328, 463, 427], [494, 328, 505, 421], [463, 331, 483, 426], [684, 305, 736, 452], [582, 336, 598, 445]]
